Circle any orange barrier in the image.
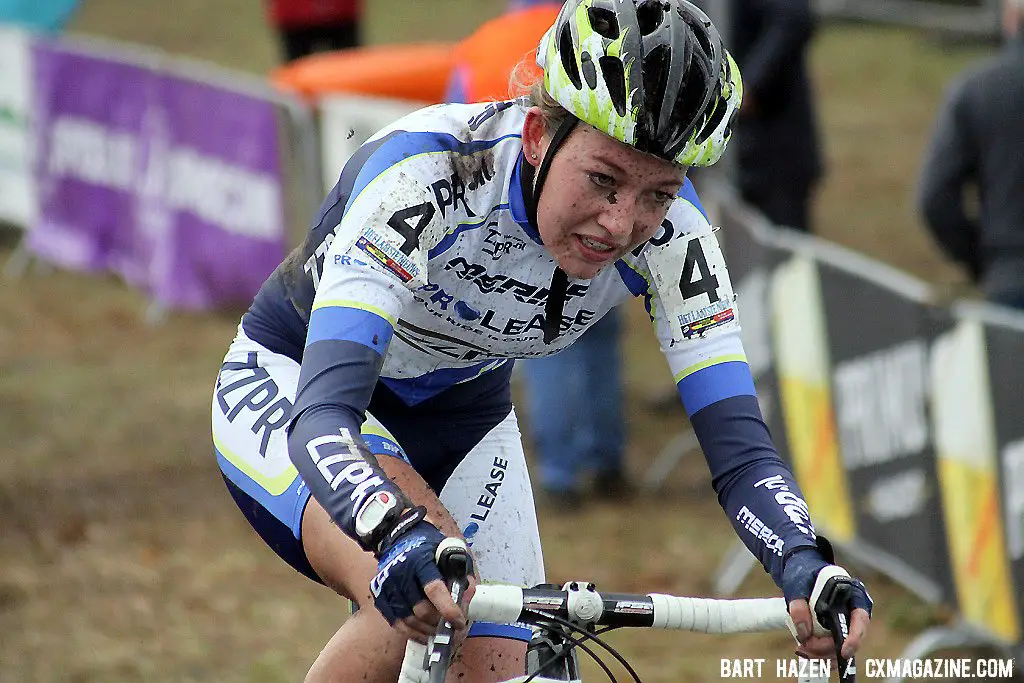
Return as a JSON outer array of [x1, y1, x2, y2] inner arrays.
[[270, 42, 457, 102], [270, 6, 560, 104], [449, 5, 560, 102]]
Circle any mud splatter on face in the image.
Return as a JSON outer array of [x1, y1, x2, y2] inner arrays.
[[606, 191, 617, 204]]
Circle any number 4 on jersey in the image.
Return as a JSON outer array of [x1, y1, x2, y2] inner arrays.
[[388, 201, 436, 255], [679, 237, 720, 301]]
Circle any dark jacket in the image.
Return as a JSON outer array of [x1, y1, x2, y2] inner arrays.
[[728, 0, 823, 192], [917, 35, 1024, 301]]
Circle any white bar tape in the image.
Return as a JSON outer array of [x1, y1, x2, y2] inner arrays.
[[649, 594, 790, 633], [466, 584, 526, 625]]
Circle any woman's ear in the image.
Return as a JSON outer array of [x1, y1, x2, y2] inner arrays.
[[522, 106, 549, 168]]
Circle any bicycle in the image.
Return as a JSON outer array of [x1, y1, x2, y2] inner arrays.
[[398, 539, 860, 683]]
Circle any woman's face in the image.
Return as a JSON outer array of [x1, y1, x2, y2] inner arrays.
[[522, 108, 687, 280]]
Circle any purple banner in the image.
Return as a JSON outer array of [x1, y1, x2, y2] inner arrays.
[[29, 41, 285, 310]]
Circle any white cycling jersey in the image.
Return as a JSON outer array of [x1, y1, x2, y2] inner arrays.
[[238, 100, 817, 587], [249, 100, 741, 398]]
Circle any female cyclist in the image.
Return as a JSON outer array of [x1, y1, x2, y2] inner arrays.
[[211, 1, 872, 681]]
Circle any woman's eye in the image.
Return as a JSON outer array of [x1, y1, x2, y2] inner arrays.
[[652, 191, 675, 205], [589, 172, 615, 188]]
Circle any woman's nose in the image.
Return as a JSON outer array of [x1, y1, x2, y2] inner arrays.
[[597, 195, 637, 240]]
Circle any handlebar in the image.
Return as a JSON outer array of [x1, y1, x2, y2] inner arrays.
[[399, 539, 857, 683]]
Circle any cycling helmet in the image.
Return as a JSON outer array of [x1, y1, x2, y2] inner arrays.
[[536, 0, 742, 166]]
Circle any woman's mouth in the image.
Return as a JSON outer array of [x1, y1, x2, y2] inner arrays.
[[575, 234, 618, 263]]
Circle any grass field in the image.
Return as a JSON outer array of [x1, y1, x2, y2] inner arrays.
[[0, 2, 998, 681]]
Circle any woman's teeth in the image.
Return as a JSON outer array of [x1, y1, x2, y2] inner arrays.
[[581, 236, 613, 252]]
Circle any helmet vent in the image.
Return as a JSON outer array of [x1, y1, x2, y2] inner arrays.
[[599, 56, 628, 116], [587, 7, 620, 39], [695, 90, 726, 144], [641, 44, 670, 128], [636, 1, 666, 35], [581, 52, 598, 89], [681, 13, 715, 62], [558, 23, 583, 89]]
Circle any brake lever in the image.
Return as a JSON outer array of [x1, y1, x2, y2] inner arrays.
[[425, 538, 472, 683], [813, 575, 856, 683]]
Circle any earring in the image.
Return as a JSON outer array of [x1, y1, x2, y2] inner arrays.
[[531, 153, 538, 159]]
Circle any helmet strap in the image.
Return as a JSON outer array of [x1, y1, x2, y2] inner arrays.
[[519, 115, 578, 345], [521, 116, 578, 231]]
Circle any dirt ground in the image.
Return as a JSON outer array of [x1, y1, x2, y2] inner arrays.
[[0, 2, 1000, 682]]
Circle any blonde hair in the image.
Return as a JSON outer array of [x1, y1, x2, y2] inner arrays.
[[509, 54, 575, 136]]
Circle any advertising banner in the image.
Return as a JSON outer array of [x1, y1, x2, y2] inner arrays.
[[769, 255, 856, 543], [931, 320, 1020, 642], [986, 321, 1024, 643], [0, 26, 35, 226], [29, 41, 284, 309], [819, 262, 954, 603]]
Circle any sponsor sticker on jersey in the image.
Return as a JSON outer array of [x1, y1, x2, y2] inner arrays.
[[680, 298, 735, 339], [355, 227, 422, 283]]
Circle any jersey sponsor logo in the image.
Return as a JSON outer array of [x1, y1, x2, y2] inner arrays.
[[303, 224, 339, 291], [359, 226, 423, 282], [215, 352, 292, 457], [481, 226, 526, 260], [370, 536, 427, 597], [431, 172, 477, 218], [467, 101, 515, 131], [469, 456, 509, 524], [305, 429, 385, 501], [443, 256, 588, 305], [680, 298, 735, 339], [736, 505, 785, 556], [417, 283, 482, 321], [753, 474, 814, 537], [356, 235, 415, 282], [476, 307, 596, 337], [394, 319, 496, 361]]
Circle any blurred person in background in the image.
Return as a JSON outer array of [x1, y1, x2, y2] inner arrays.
[[728, 0, 823, 233], [447, 0, 630, 509], [917, 0, 1024, 310], [265, 0, 362, 62], [213, 2, 872, 680]]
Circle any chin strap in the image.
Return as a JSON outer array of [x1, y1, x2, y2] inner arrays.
[[521, 116, 578, 345]]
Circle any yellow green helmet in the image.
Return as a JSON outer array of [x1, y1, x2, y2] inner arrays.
[[536, 0, 743, 167]]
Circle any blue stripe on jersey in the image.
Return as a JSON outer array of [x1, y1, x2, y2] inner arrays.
[[614, 260, 649, 297], [216, 447, 306, 537], [678, 177, 708, 220], [346, 130, 522, 214], [306, 306, 394, 355], [677, 360, 756, 415], [467, 621, 533, 642], [380, 359, 512, 406], [429, 204, 509, 258]]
